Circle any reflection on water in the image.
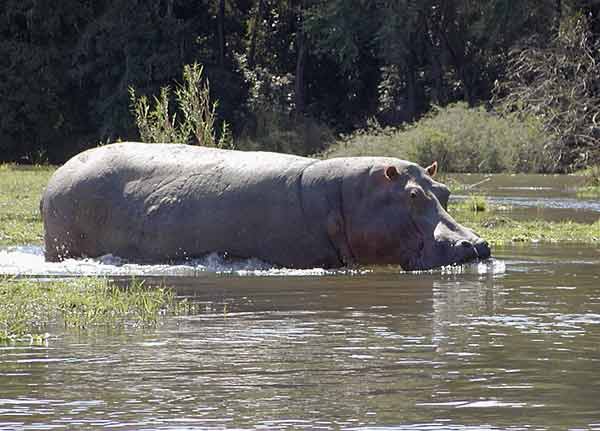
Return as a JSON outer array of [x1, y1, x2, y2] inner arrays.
[[1, 243, 600, 430]]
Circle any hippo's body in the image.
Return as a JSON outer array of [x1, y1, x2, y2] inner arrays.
[[41, 142, 490, 270]]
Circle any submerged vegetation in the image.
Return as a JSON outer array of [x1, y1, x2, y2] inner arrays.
[[0, 277, 185, 343]]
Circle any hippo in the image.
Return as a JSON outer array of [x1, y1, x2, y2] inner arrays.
[[40, 142, 490, 270]]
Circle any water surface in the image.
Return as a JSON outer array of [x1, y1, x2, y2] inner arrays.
[[1, 244, 600, 430], [1, 174, 600, 430], [450, 173, 600, 223]]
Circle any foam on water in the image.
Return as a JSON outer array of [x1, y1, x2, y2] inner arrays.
[[0, 246, 359, 277], [0, 245, 502, 277]]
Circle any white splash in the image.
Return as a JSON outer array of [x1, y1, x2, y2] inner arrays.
[[0, 246, 501, 278], [0, 246, 368, 277], [438, 259, 505, 276]]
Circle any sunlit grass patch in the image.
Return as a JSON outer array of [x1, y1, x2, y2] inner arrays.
[[0, 164, 55, 246], [476, 218, 600, 244], [575, 165, 600, 197], [451, 202, 600, 245], [576, 185, 600, 198], [452, 195, 488, 212], [0, 277, 188, 343]]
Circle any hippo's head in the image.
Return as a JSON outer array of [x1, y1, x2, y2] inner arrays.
[[341, 158, 490, 270]]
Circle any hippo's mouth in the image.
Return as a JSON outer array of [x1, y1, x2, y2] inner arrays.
[[405, 241, 488, 271], [401, 213, 491, 271]]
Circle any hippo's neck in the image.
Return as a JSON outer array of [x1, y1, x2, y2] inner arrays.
[[300, 161, 355, 267]]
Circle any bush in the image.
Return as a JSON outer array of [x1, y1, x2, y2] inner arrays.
[[321, 103, 552, 173], [129, 63, 232, 148], [581, 165, 600, 187], [318, 119, 406, 159], [238, 109, 335, 155]]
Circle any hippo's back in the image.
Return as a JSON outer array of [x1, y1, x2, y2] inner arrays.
[[41, 142, 334, 265]]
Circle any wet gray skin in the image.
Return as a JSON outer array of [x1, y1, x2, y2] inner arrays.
[[322, 158, 491, 270], [41, 142, 490, 270]]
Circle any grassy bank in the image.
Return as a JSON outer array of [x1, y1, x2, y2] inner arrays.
[[0, 164, 55, 246], [575, 165, 600, 198], [0, 277, 187, 343], [449, 200, 600, 245]]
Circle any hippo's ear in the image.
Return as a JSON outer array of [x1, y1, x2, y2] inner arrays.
[[384, 166, 400, 181], [425, 161, 438, 177]]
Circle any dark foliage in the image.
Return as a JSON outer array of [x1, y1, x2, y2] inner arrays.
[[1, 0, 598, 170]]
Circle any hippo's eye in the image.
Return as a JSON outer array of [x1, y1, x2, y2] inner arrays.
[[409, 188, 423, 200], [408, 188, 428, 210]]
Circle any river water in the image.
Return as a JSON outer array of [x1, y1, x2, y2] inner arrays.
[[1, 174, 599, 430]]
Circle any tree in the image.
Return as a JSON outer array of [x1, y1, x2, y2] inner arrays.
[[495, 12, 600, 170]]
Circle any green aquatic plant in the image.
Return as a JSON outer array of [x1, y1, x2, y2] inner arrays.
[[577, 186, 600, 198], [452, 195, 488, 213], [0, 277, 187, 343], [450, 201, 600, 245]]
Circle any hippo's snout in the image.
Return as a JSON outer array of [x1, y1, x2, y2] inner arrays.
[[474, 239, 491, 259], [453, 238, 491, 262]]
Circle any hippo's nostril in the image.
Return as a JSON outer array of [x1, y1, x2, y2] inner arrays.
[[475, 239, 491, 259], [457, 240, 473, 249]]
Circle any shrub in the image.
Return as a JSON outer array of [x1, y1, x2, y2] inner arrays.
[[238, 109, 335, 155], [318, 119, 406, 159], [321, 103, 552, 173], [129, 63, 232, 148], [403, 104, 551, 173], [578, 165, 600, 187]]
